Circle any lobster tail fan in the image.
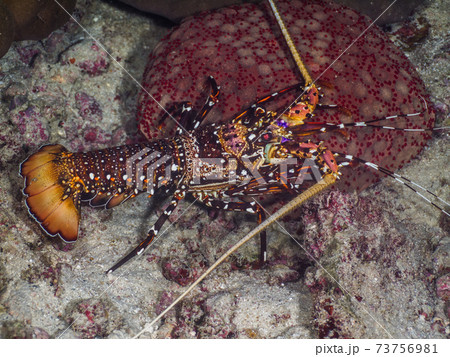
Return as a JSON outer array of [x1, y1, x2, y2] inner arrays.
[[20, 144, 81, 242]]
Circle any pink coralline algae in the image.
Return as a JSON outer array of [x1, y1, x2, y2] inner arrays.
[[12, 106, 49, 144], [75, 92, 103, 122], [65, 298, 121, 338], [161, 252, 208, 287], [62, 42, 110, 76], [301, 189, 441, 338], [436, 274, 450, 301], [137, 0, 434, 191], [15, 45, 41, 65]]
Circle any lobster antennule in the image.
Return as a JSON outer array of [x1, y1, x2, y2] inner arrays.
[[20, 144, 81, 242]]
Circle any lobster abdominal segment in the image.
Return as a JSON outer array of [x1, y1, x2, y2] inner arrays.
[[75, 141, 179, 205], [20, 141, 181, 242]]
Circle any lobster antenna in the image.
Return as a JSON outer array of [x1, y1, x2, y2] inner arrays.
[[315, 96, 448, 133], [133, 174, 337, 338], [336, 153, 450, 216], [268, 0, 313, 86]]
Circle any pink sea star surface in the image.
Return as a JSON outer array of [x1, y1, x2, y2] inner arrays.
[[137, 0, 434, 190]]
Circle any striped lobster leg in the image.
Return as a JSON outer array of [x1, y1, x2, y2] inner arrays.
[[175, 76, 220, 135], [107, 195, 183, 273], [191, 76, 220, 129]]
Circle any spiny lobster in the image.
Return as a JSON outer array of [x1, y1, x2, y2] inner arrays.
[[19, 0, 447, 336]]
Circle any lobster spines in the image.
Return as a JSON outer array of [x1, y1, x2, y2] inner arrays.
[[20, 144, 81, 242]]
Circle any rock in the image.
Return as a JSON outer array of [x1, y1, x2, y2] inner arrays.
[[0, 0, 77, 58]]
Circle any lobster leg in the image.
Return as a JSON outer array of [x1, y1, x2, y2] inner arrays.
[[192, 76, 220, 129], [214, 165, 326, 262], [233, 81, 342, 126], [225, 163, 318, 197], [193, 194, 268, 264], [234, 82, 302, 122], [107, 196, 182, 273], [154, 100, 191, 134], [175, 76, 220, 134], [315, 103, 339, 111], [174, 102, 198, 134]]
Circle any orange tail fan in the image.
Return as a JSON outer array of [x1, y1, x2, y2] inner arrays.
[[20, 144, 81, 242]]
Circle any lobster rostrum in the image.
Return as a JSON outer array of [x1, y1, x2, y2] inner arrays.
[[20, 0, 447, 281]]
